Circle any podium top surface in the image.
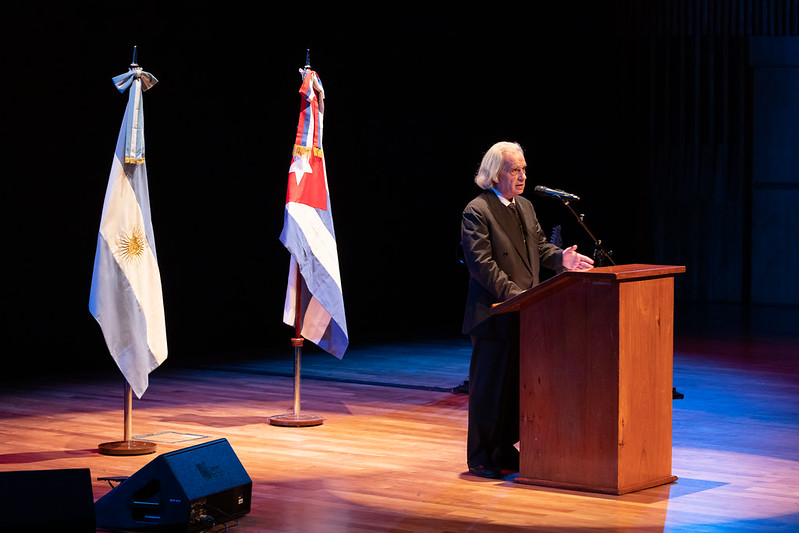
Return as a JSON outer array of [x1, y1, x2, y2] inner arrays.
[[492, 264, 686, 314]]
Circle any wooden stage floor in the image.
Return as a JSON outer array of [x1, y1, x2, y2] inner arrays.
[[1, 303, 798, 532]]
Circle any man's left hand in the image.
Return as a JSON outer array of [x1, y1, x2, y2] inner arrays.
[[563, 245, 594, 271]]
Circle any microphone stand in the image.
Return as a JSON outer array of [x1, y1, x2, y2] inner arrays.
[[556, 197, 682, 399], [556, 198, 616, 266], [553, 195, 683, 398]]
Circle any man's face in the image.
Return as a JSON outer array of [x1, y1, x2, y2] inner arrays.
[[495, 151, 527, 200]]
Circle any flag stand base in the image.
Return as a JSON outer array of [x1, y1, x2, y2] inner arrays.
[[267, 336, 324, 427], [98, 440, 157, 456], [98, 381, 157, 455], [268, 413, 324, 427]]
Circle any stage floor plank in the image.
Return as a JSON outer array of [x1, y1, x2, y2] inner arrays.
[[2, 308, 799, 532]]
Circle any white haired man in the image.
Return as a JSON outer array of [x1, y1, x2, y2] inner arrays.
[[461, 141, 593, 479]]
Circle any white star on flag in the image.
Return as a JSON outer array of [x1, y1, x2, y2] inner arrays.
[[289, 153, 313, 183]]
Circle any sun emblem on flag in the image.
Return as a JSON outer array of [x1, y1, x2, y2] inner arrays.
[[118, 225, 147, 265]]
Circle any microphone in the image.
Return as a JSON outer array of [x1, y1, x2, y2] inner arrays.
[[534, 185, 580, 202]]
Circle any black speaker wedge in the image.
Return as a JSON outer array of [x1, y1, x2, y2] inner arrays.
[[95, 438, 252, 532]]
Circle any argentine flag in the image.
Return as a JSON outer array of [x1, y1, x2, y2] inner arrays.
[[89, 64, 167, 398]]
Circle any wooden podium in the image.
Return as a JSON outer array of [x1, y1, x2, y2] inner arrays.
[[492, 264, 685, 495]]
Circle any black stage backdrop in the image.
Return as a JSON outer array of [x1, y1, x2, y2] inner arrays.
[[4, 2, 795, 377]]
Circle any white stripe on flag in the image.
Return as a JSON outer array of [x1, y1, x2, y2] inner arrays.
[[285, 202, 342, 290], [282, 255, 299, 325]]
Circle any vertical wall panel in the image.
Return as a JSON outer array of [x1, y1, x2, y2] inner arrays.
[[748, 37, 799, 305]]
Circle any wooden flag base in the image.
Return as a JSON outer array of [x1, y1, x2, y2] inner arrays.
[[98, 440, 157, 456], [268, 413, 324, 427]]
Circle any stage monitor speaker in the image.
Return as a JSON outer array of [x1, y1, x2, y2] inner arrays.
[[95, 438, 252, 532], [0, 468, 95, 531]]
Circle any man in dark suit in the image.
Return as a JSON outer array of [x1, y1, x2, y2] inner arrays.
[[461, 141, 594, 479]]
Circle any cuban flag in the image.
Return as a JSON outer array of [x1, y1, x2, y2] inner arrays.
[[89, 63, 167, 399], [280, 68, 348, 358]]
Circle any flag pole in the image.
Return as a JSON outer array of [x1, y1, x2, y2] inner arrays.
[[98, 380, 157, 455], [269, 261, 324, 427]]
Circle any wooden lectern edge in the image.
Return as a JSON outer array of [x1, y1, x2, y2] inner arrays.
[[491, 263, 686, 315], [514, 474, 678, 495]]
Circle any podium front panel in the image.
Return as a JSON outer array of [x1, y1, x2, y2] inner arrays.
[[516, 272, 678, 494], [518, 279, 620, 491]]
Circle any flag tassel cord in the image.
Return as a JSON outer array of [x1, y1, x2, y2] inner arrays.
[[97, 381, 158, 456], [268, 261, 325, 427]]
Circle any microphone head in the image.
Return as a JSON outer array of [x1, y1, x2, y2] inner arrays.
[[534, 185, 580, 201]]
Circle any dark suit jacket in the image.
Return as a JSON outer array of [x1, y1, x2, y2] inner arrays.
[[461, 190, 562, 339]]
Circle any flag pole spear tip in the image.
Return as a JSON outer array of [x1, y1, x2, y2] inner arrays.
[[131, 45, 139, 67], [305, 49, 311, 69]]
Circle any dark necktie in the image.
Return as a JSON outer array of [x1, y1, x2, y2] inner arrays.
[[508, 201, 527, 246]]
